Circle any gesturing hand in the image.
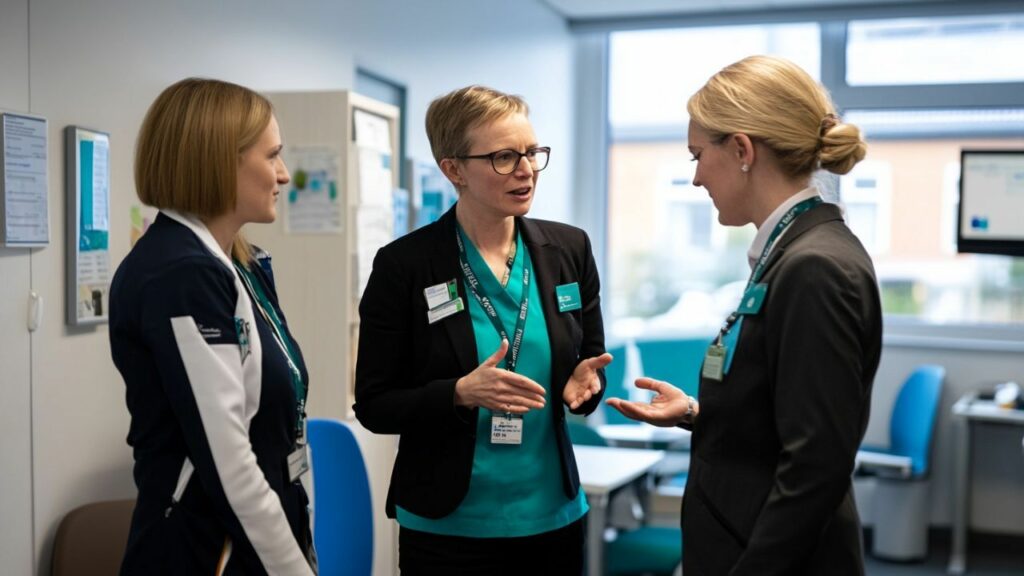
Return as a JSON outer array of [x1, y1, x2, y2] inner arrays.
[[454, 339, 547, 414], [605, 377, 695, 427], [563, 352, 613, 411]]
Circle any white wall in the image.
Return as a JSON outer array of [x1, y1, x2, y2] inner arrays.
[[10, 1, 574, 575], [1, 1, 35, 574]]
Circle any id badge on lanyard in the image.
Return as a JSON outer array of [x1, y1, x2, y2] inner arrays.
[[457, 226, 531, 445], [491, 413, 524, 444]]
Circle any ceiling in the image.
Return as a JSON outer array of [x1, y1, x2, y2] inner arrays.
[[541, 0, 957, 22]]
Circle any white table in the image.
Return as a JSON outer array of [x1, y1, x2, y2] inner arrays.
[[597, 423, 691, 449], [948, 393, 1024, 574], [574, 445, 666, 576]]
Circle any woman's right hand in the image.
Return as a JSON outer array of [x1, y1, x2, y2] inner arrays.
[[605, 377, 695, 427], [454, 340, 547, 414]]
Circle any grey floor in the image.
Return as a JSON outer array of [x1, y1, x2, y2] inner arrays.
[[864, 530, 1024, 576]]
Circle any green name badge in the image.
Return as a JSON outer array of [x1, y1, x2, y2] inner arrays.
[[736, 283, 768, 315], [556, 282, 582, 313]]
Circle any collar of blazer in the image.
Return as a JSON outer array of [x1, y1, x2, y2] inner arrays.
[[757, 202, 845, 281], [427, 203, 568, 384]]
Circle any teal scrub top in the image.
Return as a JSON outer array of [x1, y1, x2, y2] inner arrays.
[[396, 226, 588, 537]]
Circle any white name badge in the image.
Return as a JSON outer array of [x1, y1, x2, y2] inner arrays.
[[427, 296, 465, 324], [702, 344, 726, 381], [424, 279, 458, 310], [287, 445, 310, 482], [491, 414, 523, 445]]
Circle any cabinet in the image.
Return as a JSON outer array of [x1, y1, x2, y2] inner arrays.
[[244, 91, 402, 576], [248, 91, 400, 421]]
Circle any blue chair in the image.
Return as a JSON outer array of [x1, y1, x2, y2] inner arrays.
[[602, 343, 633, 425], [568, 419, 608, 447], [307, 418, 373, 576], [634, 337, 709, 399], [606, 527, 682, 576], [632, 338, 706, 487], [856, 364, 945, 561], [568, 421, 682, 576]]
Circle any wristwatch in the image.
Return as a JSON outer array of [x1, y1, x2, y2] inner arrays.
[[683, 396, 698, 423]]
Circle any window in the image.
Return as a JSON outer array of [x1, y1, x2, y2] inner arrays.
[[839, 160, 891, 255], [846, 14, 1024, 86], [604, 11, 1024, 338], [609, 24, 819, 137], [607, 23, 817, 337]]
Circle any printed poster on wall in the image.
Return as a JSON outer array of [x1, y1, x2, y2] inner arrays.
[[282, 145, 342, 234], [2, 113, 49, 247]]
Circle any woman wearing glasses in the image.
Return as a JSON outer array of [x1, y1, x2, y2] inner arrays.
[[355, 85, 610, 575]]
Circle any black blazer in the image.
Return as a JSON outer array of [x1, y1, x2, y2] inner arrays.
[[684, 203, 882, 576], [354, 205, 606, 519]]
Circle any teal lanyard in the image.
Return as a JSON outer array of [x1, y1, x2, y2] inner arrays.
[[715, 196, 822, 347], [456, 225, 531, 374], [234, 261, 307, 444]]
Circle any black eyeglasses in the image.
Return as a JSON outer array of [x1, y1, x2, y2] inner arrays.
[[455, 146, 551, 175]]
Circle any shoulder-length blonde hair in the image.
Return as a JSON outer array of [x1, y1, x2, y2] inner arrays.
[[135, 77, 272, 263]]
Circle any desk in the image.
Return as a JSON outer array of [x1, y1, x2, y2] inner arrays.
[[599, 423, 691, 486], [575, 445, 665, 576], [949, 393, 1024, 574], [597, 423, 691, 449]]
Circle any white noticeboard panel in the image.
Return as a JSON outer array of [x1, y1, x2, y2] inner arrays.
[[1, 112, 49, 247], [64, 126, 111, 326]]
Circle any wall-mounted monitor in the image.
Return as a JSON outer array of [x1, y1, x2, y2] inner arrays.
[[957, 149, 1024, 257]]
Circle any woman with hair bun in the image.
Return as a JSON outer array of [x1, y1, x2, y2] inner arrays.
[[608, 55, 882, 575]]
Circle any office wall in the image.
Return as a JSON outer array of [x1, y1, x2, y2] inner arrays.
[[1, 2, 35, 575], [17, 1, 573, 575]]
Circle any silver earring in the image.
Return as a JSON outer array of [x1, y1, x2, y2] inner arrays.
[[741, 164, 750, 173]]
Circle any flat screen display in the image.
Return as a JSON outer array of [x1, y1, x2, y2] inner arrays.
[[958, 150, 1024, 256]]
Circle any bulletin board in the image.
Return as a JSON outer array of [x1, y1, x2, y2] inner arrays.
[[64, 126, 111, 326], [1, 112, 50, 247]]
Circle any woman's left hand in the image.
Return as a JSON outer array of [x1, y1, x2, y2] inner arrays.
[[563, 353, 613, 411]]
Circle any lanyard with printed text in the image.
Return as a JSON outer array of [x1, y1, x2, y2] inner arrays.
[[456, 225, 531, 374], [703, 197, 822, 381], [235, 262, 307, 443], [717, 196, 821, 343]]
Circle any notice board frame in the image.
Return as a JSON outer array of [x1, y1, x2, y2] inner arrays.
[[1, 112, 50, 248], [64, 125, 112, 326]]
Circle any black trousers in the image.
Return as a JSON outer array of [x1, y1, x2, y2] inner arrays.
[[399, 515, 587, 576]]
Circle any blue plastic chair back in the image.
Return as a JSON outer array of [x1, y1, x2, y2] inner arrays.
[[567, 420, 609, 447], [889, 365, 945, 477], [635, 337, 709, 398], [308, 418, 373, 576], [603, 344, 633, 425]]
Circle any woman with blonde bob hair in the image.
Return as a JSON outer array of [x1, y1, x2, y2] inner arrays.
[[355, 85, 610, 575], [110, 78, 316, 575], [609, 55, 882, 575]]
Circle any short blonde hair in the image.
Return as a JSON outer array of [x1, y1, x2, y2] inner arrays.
[[135, 78, 272, 262], [425, 85, 529, 164], [688, 55, 866, 178]]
